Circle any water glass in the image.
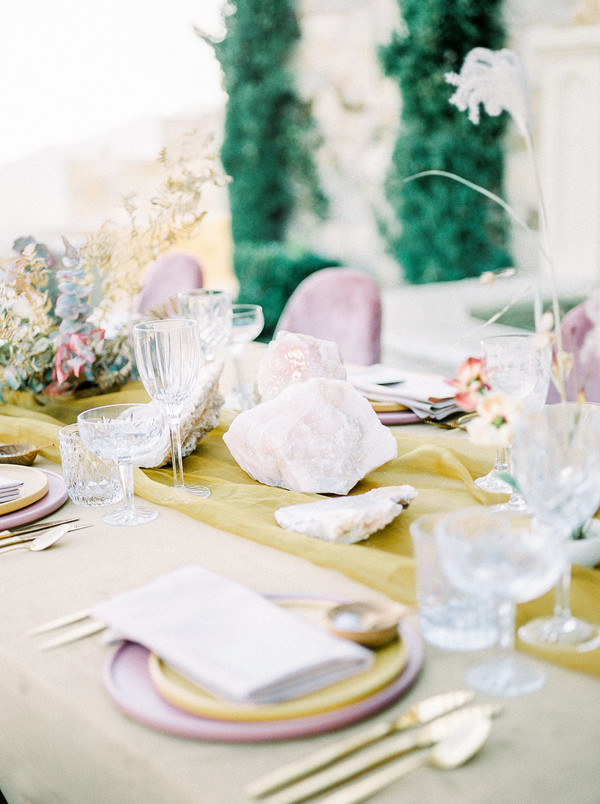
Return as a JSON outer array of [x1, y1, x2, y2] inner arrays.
[[410, 513, 498, 650], [59, 423, 122, 507], [177, 289, 232, 360]]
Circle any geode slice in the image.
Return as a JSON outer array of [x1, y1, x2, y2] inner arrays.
[[223, 376, 398, 494], [275, 486, 418, 543], [256, 330, 346, 402]]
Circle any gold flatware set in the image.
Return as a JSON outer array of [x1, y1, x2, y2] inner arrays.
[[246, 690, 500, 804]]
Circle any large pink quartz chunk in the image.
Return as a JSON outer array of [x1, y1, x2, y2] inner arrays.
[[256, 330, 346, 401], [223, 377, 398, 494]]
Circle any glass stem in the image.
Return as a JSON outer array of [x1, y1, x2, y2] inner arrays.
[[233, 353, 243, 395], [497, 600, 515, 654], [118, 461, 135, 512], [553, 564, 573, 621], [493, 445, 510, 476], [169, 413, 185, 489]]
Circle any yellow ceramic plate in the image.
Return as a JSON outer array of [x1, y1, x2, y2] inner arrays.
[[369, 400, 409, 413], [148, 597, 408, 722], [0, 465, 49, 515]]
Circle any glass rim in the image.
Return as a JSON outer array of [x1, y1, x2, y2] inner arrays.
[[77, 402, 148, 421], [133, 318, 198, 330], [177, 288, 230, 298]]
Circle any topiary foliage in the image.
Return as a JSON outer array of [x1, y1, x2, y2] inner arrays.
[[208, 0, 326, 247], [233, 242, 339, 340], [380, 0, 512, 283]]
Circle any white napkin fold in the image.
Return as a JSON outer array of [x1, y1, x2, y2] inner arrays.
[[0, 475, 23, 490], [348, 364, 460, 421], [92, 566, 373, 704]]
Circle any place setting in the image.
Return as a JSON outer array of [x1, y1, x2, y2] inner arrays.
[[0, 461, 69, 531], [27, 565, 426, 742]]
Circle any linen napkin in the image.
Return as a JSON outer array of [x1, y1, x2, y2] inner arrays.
[[0, 475, 23, 490], [92, 566, 374, 704], [0, 474, 23, 501], [348, 364, 460, 421]]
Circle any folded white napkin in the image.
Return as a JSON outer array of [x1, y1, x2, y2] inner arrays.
[[0, 490, 20, 501], [0, 475, 23, 491], [92, 566, 373, 704], [348, 364, 460, 421]]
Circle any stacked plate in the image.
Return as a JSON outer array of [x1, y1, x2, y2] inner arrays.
[[104, 596, 425, 742], [0, 466, 68, 530]]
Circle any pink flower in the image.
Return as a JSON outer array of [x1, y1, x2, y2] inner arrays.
[[447, 357, 491, 411], [53, 342, 72, 386], [466, 391, 523, 447], [66, 355, 88, 378], [50, 328, 106, 389]]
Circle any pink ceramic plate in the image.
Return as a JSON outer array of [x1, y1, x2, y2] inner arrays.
[[103, 620, 424, 742], [377, 411, 421, 426], [0, 469, 68, 530]]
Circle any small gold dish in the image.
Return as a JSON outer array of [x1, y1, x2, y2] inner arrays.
[[326, 600, 405, 649], [0, 443, 45, 466]]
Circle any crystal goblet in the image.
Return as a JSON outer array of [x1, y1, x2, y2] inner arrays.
[[226, 304, 264, 411], [177, 289, 232, 361], [436, 506, 565, 697], [511, 402, 600, 651], [133, 318, 209, 497], [475, 334, 551, 502], [77, 403, 165, 526]]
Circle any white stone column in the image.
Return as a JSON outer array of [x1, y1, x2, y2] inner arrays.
[[530, 23, 600, 283]]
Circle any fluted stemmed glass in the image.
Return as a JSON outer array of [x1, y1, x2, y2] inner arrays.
[[511, 402, 600, 651], [133, 318, 210, 498], [437, 506, 565, 696], [475, 334, 551, 501], [78, 403, 166, 526], [226, 304, 264, 411], [177, 289, 232, 361]]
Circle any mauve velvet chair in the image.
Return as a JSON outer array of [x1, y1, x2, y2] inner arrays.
[[275, 268, 382, 365], [134, 251, 204, 315], [547, 302, 600, 403]]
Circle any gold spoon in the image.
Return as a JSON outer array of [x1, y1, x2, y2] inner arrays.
[[326, 600, 406, 648], [0, 524, 70, 555], [317, 714, 492, 804]]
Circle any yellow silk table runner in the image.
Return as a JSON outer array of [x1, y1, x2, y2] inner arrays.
[[2, 385, 600, 679]]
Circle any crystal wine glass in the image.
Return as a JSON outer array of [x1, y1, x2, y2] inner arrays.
[[133, 318, 210, 498], [226, 304, 264, 411], [78, 403, 166, 526], [511, 402, 600, 651], [177, 289, 232, 361], [436, 506, 565, 696], [475, 334, 551, 498]]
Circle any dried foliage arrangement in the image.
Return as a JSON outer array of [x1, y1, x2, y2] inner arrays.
[[0, 135, 227, 400]]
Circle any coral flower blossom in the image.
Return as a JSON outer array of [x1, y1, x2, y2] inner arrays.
[[447, 357, 491, 411]]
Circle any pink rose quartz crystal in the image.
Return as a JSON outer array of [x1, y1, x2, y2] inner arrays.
[[223, 377, 398, 494], [256, 330, 346, 402]]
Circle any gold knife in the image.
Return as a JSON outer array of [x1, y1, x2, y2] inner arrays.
[[0, 523, 91, 548], [38, 620, 107, 651], [0, 518, 79, 539], [252, 704, 501, 804], [246, 689, 475, 799]]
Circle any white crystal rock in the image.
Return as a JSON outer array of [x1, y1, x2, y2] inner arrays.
[[223, 377, 398, 494], [257, 330, 346, 402], [139, 359, 224, 468], [275, 486, 417, 543]]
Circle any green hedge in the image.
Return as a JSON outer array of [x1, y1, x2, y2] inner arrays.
[[233, 242, 339, 340], [380, 0, 512, 283], [209, 0, 326, 246]]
